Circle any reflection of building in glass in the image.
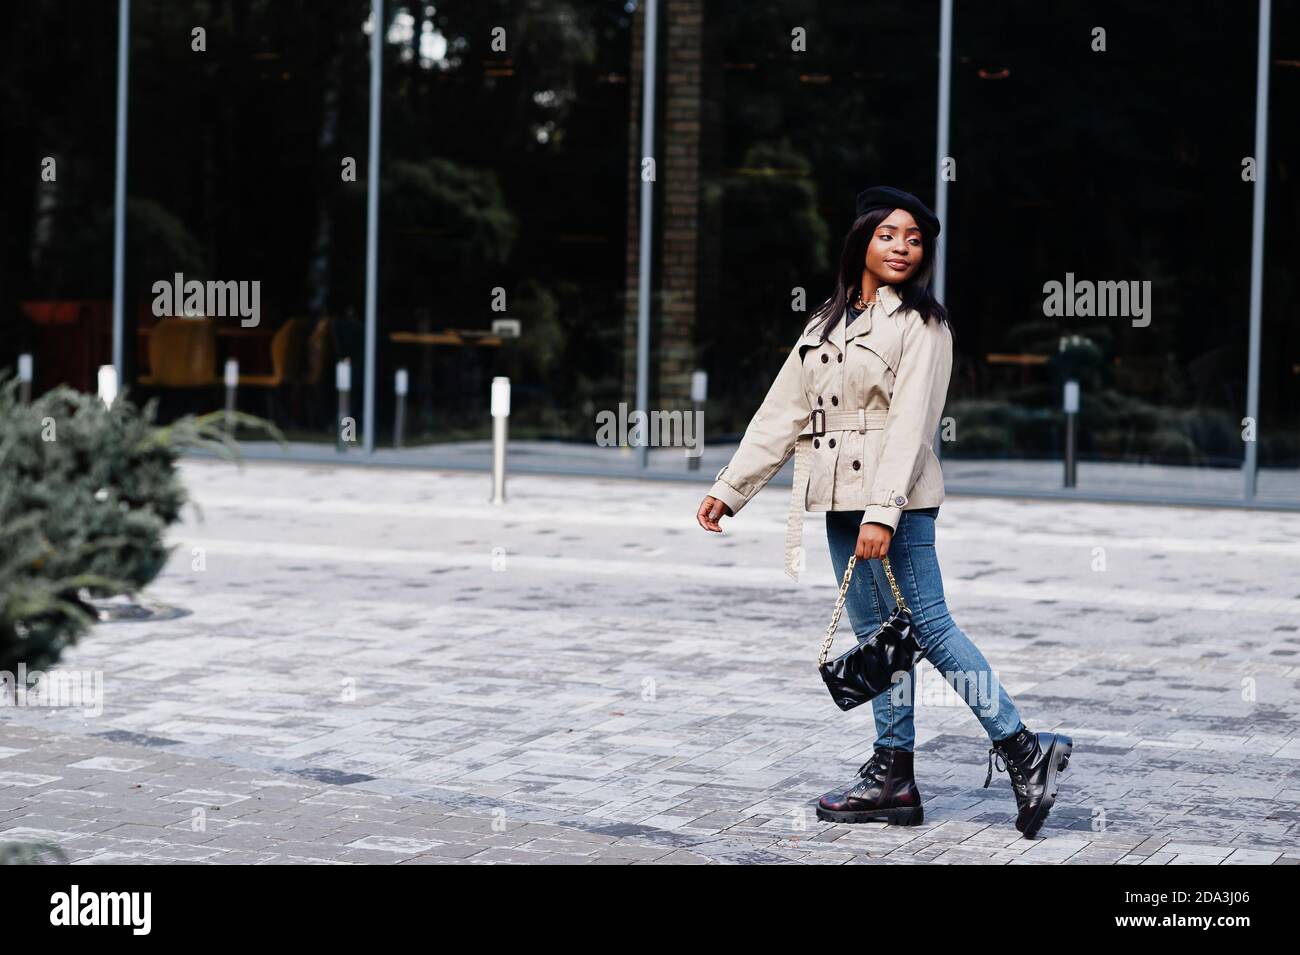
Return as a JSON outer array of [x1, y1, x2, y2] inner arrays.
[[0, 0, 1295, 507]]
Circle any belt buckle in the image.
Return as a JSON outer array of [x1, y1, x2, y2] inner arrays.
[[810, 408, 826, 436]]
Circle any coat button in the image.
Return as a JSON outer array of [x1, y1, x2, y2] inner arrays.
[[828, 438, 836, 448], [831, 395, 839, 406], [817, 396, 823, 406], [813, 439, 820, 449], [821, 354, 829, 363], [837, 354, 843, 363], [894, 495, 906, 506], [852, 460, 861, 470]]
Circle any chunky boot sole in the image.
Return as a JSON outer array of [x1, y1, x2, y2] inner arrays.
[[1019, 734, 1073, 839], [816, 804, 924, 826]]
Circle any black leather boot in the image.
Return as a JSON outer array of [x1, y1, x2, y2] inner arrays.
[[984, 728, 1073, 839], [816, 746, 924, 825]]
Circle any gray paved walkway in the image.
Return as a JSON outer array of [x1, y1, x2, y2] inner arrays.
[[213, 438, 1300, 506], [1, 460, 1297, 864]]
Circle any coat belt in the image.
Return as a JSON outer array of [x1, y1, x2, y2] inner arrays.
[[784, 408, 890, 581], [798, 408, 890, 436]]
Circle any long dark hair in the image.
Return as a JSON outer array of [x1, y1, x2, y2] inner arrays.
[[807, 207, 950, 344]]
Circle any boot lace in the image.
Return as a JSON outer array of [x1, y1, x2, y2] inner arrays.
[[845, 751, 891, 798], [983, 747, 1026, 790], [856, 751, 889, 780]]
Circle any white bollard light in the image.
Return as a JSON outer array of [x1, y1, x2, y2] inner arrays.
[[224, 359, 239, 431], [336, 359, 352, 452], [393, 368, 409, 449], [490, 376, 511, 504], [690, 369, 708, 403], [1063, 379, 1080, 488], [97, 365, 118, 408], [17, 353, 33, 403], [688, 369, 708, 470]]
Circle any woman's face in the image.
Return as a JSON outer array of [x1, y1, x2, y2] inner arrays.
[[863, 208, 924, 287]]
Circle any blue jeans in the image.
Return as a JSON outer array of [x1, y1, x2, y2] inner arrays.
[[825, 507, 1024, 752]]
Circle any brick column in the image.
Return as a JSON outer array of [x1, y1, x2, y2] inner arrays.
[[623, 0, 704, 416]]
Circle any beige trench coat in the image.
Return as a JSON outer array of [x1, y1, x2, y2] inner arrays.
[[707, 282, 952, 580]]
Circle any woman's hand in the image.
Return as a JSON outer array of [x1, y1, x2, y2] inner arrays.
[[856, 521, 893, 560], [696, 495, 733, 532]]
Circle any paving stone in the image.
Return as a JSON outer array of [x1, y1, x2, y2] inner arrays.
[[1, 461, 1296, 864]]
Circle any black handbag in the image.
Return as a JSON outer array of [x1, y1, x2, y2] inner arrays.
[[818, 554, 927, 711]]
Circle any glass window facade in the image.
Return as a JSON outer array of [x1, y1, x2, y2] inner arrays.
[[2, 0, 1294, 507], [943, 0, 1258, 500], [376, 1, 634, 457], [1262, 0, 1300, 503], [122, 0, 373, 437], [1, 2, 119, 398], [696, 1, 939, 448]]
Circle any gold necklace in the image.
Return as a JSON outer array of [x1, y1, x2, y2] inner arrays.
[[852, 288, 878, 310]]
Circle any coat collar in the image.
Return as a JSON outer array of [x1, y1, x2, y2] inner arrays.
[[845, 282, 904, 342], [801, 283, 904, 349]]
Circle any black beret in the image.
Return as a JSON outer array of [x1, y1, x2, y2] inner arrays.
[[854, 185, 940, 236]]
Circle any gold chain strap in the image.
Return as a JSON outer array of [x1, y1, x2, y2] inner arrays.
[[880, 556, 908, 613], [817, 555, 908, 666]]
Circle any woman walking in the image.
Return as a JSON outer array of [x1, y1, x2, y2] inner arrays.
[[695, 186, 1072, 838]]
